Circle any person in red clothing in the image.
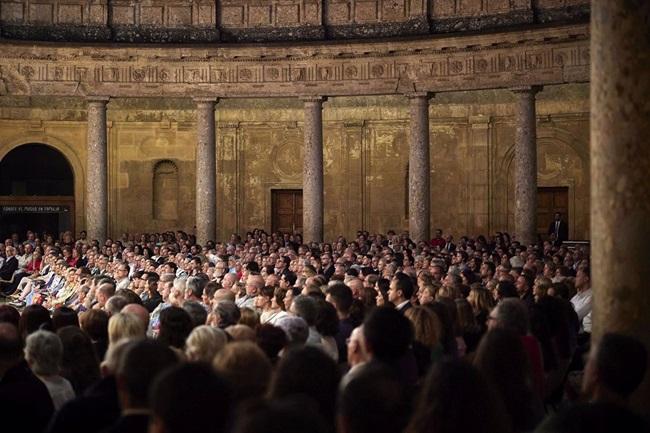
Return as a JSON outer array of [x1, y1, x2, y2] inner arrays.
[[429, 229, 445, 249]]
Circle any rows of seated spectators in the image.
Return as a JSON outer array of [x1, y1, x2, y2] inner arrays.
[[0, 228, 647, 433]]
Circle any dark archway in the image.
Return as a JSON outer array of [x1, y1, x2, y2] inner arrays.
[[0, 144, 75, 240]]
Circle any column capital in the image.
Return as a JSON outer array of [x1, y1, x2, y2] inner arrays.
[[193, 97, 219, 105], [405, 91, 432, 100], [510, 85, 542, 95], [86, 96, 110, 104], [300, 96, 327, 103]]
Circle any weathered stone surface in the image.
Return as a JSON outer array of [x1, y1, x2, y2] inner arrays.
[[302, 96, 325, 243], [590, 0, 650, 412], [194, 98, 218, 244], [512, 86, 539, 246], [85, 96, 109, 243], [407, 92, 430, 243], [0, 0, 590, 43]]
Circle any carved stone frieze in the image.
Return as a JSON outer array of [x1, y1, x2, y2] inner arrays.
[[0, 23, 589, 98]]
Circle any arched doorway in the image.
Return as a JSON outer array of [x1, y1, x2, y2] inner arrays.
[[0, 144, 75, 240]]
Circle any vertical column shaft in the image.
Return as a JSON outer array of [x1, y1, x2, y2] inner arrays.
[[408, 92, 431, 243], [591, 0, 650, 411], [512, 86, 539, 246], [302, 96, 325, 243], [86, 97, 109, 244], [195, 98, 218, 245]]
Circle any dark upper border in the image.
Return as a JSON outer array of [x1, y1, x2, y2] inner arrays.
[[0, 1, 589, 44]]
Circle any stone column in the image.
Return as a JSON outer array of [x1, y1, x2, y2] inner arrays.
[[301, 96, 325, 243], [194, 98, 218, 245], [512, 86, 540, 246], [86, 97, 109, 243], [407, 92, 431, 243], [591, 0, 650, 411]]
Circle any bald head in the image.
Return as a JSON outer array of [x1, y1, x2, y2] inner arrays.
[[246, 274, 264, 296], [122, 304, 150, 330]]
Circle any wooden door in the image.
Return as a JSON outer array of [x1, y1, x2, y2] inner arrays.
[[272, 190, 303, 234], [537, 187, 569, 239]]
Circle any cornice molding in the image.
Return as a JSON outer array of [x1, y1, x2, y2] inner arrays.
[[0, 24, 590, 99]]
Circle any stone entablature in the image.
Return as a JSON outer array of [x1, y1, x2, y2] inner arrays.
[[0, 23, 589, 98], [0, 0, 589, 42]]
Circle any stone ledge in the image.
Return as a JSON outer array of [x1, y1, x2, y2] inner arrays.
[[219, 25, 325, 43], [431, 10, 534, 33], [1, 24, 112, 42], [111, 26, 220, 44]]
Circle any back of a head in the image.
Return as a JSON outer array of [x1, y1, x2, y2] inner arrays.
[[339, 364, 410, 433], [25, 330, 63, 376], [52, 307, 80, 331], [108, 312, 146, 346], [216, 300, 241, 328], [405, 360, 511, 433], [105, 295, 129, 316], [185, 325, 227, 363], [151, 363, 232, 433], [276, 316, 309, 346], [494, 298, 530, 336], [233, 397, 328, 433], [292, 295, 318, 326], [326, 283, 353, 313], [594, 333, 648, 398], [363, 307, 413, 362], [19, 304, 52, 338], [183, 300, 208, 328], [80, 309, 109, 341], [0, 305, 21, 328], [159, 306, 193, 349], [213, 341, 271, 403], [117, 339, 178, 408], [57, 325, 101, 394], [256, 324, 288, 362], [0, 322, 23, 367], [270, 345, 340, 423]]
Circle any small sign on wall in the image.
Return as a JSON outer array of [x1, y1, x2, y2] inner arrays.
[[1, 205, 70, 214]]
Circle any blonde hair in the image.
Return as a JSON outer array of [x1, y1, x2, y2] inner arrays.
[[185, 325, 227, 363], [405, 306, 442, 349], [108, 312, 145, 347]]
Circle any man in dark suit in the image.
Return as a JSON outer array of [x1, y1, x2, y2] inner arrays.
[[0, 246, 19, 296], [387, 272, 414, 314], [548, 212, 569, 246]]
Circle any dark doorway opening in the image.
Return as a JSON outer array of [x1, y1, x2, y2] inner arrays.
[[0, 144, 75, 240], [537, 186, 569, 240], [272, 189, 303, 234]]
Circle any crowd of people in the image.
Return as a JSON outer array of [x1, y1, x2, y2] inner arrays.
[[0, 227, 647, 433]]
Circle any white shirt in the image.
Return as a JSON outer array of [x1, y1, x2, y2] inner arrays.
[[582, 311, 592, 334], [570, 288, 592, 329]]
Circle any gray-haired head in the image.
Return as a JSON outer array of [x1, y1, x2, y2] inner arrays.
[[291, 295, 318, 326], [25, 330, 63, 376], [215, 300, 240, 328], [494, 298, 529, 336], [276, 316, 309, 346]]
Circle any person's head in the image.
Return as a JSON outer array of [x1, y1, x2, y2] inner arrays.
[[405, 360, 510, 433], [150, 363, 232, 433], [183, 300, 208, 328], [290, 295, 318, 326], [246, 274, 265, 297], [388, 273, 414, 304], [582, 333, 648, 403], [213, 341, 272, 403], [270, 345, 340, 424], [0, 323, 23, 375], [121, 303, 150, 330], [575, 266, 591, 292], [339, 364, 410, 433], [404, 306, 442, 349], [488, 298, 529, 336], [24, 330, 63, 376], [115, 339, 178, 410], [363, 307, 413, 362], [325, 283, 353, 317], [18, 304, 52, 339], [52, 307, 80, 331], [0, 305, 20, 328], [255, 324, 287, 363], [57, 325, 101, 394], [276, 316, 309, 347], [232, 397, 328, 433], [185, 276, 207, 300], [474, 328, 535, 432], [158, 307, 194, 349], [105, 295, 129, 316], [79, 309, 109, 342], [108, 312, 146, 347], [238, 307, 260, 329], [214, 300, 241, 329]]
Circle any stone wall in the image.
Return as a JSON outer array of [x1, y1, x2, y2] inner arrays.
[[0, 0, 589, 42], [0, 84, 589, 241]]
